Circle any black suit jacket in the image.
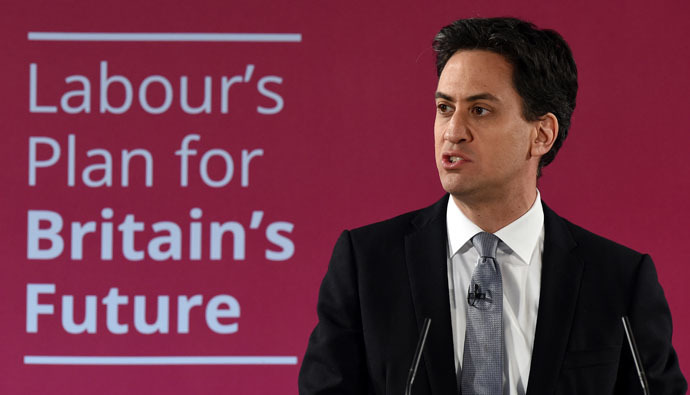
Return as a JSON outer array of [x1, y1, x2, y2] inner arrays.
[[299, 195, 686, 394]]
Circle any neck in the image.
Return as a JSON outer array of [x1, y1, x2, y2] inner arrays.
[[452, 187, 537, 233]]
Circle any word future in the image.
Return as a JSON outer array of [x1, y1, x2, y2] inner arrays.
[[27, 284, 241, 335]]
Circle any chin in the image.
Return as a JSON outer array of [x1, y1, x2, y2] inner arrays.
[[441, 177, 487, 204], [441, 180, 471, 198], [439, 172, 466, 193]]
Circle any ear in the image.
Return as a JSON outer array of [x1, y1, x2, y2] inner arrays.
[[531, 113, 559, 158]]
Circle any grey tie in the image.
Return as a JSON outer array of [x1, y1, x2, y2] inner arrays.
[[461, 232, 503, 395]]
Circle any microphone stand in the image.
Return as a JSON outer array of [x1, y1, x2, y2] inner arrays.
[[622, 316, 651, 395], [405, 318, 431, 395]]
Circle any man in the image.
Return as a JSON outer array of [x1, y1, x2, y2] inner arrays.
[[298, 17, 686, 394]]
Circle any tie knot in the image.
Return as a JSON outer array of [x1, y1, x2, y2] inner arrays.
[[471, 232, 499, 259]]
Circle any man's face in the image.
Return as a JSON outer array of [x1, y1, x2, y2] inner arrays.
[[434, 50, 539, 204]]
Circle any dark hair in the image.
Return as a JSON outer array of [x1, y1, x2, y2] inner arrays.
[[433, 17, 578, 175]]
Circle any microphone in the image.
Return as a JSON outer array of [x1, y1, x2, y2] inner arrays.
[[405, 317, 432, 395], [467, 283, 487, 307], [621, 316, 651, 395]]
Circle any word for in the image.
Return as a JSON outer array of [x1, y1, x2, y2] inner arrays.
[[28, 134, 263, 188], [27, 284, 240, 334], [29, 62, 284, 115], [27, 208, 295, 262]]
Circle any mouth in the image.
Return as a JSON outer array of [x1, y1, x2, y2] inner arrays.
[[442, 153, 469, 169]]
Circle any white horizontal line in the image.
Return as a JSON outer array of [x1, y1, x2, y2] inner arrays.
[[24, 355, 298, 365], [27, 32, 302, 43]]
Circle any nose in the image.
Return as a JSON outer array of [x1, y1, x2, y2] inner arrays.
[[444, 112, 471, 144]]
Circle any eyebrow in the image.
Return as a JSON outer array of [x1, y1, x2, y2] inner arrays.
[[435, 91, 500, 103]]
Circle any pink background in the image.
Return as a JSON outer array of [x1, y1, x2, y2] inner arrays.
[[1, 0, 689, 393]]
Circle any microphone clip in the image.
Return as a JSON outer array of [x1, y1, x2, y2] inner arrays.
[[467, 283, 488, 307]]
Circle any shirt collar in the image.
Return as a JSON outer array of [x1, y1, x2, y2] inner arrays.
[[446, 190, 544, 265]]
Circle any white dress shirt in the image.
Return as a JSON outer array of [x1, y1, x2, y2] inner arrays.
[[446, 191, 545, 395]]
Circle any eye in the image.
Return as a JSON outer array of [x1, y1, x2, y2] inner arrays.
[[471, 106, 489, 116], [437, 103, 453, 114]]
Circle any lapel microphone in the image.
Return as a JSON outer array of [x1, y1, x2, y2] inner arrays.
[[467, 283, 487, 307], [405, 318, 432, 395], [622, 316, 651, 395]]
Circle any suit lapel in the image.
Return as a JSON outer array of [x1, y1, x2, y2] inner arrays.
[[404, 195, 458, 395], [526, 203, 584, 394]]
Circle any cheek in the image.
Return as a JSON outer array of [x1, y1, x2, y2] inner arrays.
[[433, 120, 441, 137], [501, 126, 534, 161], [433, 126, 444, 152]]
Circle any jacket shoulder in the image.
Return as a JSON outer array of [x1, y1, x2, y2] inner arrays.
[[553, 209, 646, 263], [347, 195, 448, 245], [544, 205, 646, 264]]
